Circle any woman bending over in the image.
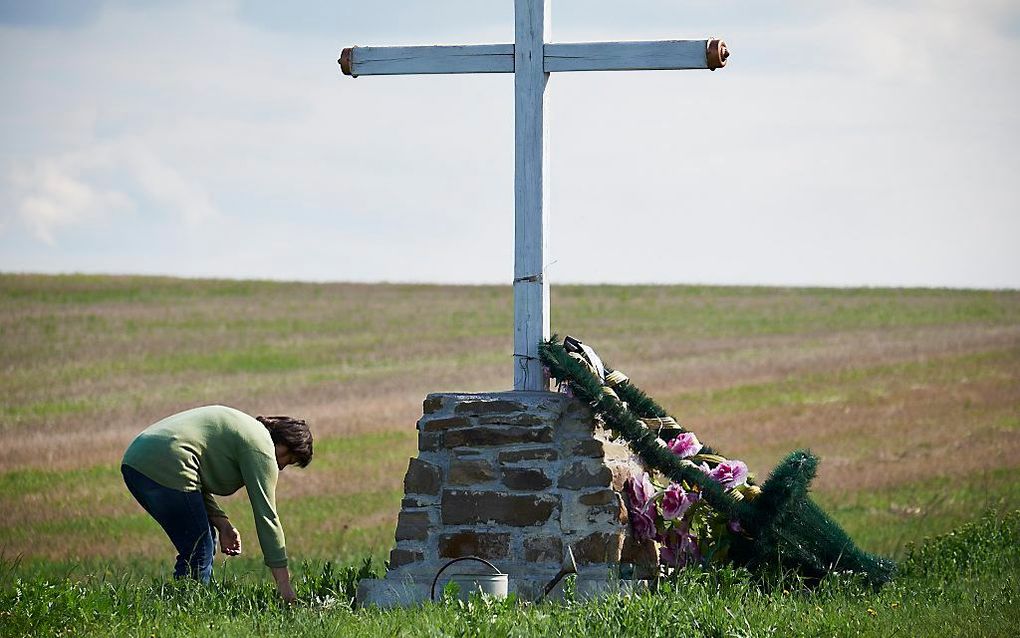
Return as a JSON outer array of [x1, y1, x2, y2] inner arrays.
[[122, 405, 312, 603]]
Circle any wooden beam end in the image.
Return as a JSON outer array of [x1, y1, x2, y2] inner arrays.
[[339, 47, 357, 77], [707, 39, 729, 70]]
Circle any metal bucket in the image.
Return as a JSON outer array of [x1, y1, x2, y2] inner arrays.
[[431, 556, 508, 601], [448, 573, 509, 601]]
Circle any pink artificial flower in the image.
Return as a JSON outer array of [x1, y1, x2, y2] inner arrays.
[[659, 527, 701, 568], [708, 460, 749, 489], [630, 504, 658, 541], [624, 472, 656, 510], [666, 432, 703, 459], [661, 483, 699, 520]]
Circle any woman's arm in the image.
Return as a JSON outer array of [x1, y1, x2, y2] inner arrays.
[[237, 449, 291, 600], [203, 491, 228, 519]]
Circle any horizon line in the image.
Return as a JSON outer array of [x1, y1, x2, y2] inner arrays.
[[2, 270, 1017, 293]]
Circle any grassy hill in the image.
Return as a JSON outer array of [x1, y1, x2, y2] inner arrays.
[[1, 274, 1018, 636]]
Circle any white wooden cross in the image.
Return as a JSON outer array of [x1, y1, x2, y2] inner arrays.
[[339, 1, 728, 391]]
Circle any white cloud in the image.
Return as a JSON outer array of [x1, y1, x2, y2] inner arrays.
[[6, 154, 131, 245], [118, 142, 221, 227], [830, 1, 1019, 80], [4, 141, 222, 244]]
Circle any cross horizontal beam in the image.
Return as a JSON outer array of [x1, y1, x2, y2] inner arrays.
[[339, 39, 727, 77], [339, 44, 514, 76], [545, 39, 716, 72]]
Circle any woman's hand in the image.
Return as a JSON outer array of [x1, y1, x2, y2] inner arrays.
[[209, 516, 242, 556], [271, 566, 297, 605], [219, 525, 242, 556]]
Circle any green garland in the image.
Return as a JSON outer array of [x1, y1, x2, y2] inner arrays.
[[606, 367, 725, 459], [540, 337, 895, 586]]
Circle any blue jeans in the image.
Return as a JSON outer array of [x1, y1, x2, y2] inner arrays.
[[122, 464, 216, 582]]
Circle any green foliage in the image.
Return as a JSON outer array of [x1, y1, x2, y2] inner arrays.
[[296, 557, 380, 608], [900, 509, 1020, 580]]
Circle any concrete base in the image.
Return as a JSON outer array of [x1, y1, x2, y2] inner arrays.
[[356, 575, 650, 608], [357, 577, 431, 609]]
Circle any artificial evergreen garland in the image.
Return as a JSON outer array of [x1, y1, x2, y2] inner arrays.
[[540, 336, 895, 587]]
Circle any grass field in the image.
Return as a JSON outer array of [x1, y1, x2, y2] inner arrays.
[[1, 274, 1018, 636]]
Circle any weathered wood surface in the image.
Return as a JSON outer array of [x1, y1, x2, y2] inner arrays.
[[345, 44, 514, 76], [512, 0, 550, 391], [543, 39, 710, 72], [345, 39, 713, 77]]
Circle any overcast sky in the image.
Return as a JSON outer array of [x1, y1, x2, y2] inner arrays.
[[1, 0, 1018, 288]]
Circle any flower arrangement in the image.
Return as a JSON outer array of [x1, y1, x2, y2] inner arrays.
[[624, 431, 757, 574], [540, 335, 896, 587]]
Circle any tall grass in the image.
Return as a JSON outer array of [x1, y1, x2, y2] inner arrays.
[[2, 511, 1017, 637]]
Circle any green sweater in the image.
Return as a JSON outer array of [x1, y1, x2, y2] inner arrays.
[[122, 405, 287, 568]]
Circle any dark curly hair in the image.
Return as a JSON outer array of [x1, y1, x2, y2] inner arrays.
[[256, 415, 313, 467]]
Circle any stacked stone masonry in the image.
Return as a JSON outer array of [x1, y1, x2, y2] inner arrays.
[[358, 391, 652, 607]]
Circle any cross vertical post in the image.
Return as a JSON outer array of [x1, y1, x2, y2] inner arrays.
[[512, 0, 551, 391]]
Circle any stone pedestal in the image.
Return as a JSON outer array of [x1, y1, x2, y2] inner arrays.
[[357, 391, 651, 607]]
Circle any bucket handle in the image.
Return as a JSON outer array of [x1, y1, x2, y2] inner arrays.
[[429, 555, 504, 601]]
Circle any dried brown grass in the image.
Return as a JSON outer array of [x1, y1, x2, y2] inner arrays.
[[1, 275, 1017, 561]]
